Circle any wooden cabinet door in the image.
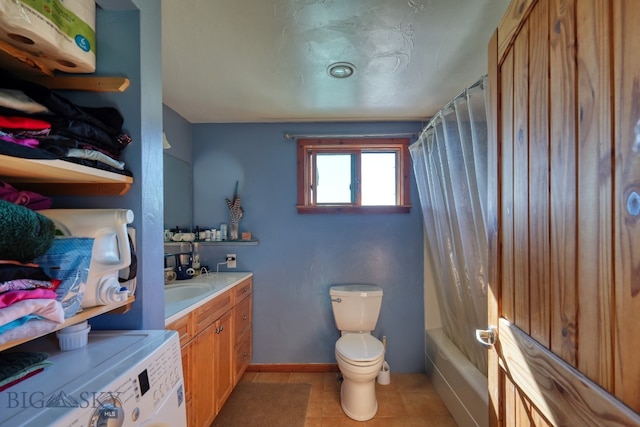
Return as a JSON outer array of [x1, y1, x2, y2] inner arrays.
[[192, 322, 215, 427], [487, 0, 640, 425], [214, 310, 234, 414]]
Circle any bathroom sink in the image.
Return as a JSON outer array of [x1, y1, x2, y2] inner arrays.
[[165, 283, 213, 304]]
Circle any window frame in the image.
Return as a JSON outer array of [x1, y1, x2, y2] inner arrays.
[[296, 138, 412, 214]]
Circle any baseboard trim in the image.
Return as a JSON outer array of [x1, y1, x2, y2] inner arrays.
[[247, 363, 339, 373]]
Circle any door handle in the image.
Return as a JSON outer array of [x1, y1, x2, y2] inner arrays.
[[475, 326, 496, 348]]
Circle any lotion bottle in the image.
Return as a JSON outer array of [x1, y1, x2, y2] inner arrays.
[[192, 242, 201, 271]]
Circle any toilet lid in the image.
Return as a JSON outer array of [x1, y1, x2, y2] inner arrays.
[[336, 334, 384, 362]]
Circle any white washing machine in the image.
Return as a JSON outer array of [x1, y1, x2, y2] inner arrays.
[[0, 329, 186, 427]]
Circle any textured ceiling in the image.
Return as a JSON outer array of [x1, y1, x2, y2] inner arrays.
[[162, 0, 510, 123]]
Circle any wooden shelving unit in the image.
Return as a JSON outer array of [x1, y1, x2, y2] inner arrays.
[[0, 55, 137, 351], [0, 154, 133, 196]]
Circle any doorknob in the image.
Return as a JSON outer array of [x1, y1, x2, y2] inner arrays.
[[475, 326, 496, 348]]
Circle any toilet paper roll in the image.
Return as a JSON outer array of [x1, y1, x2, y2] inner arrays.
[[0, 0, 96, 73]]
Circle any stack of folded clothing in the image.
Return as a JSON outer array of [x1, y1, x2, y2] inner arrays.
[[0, 70, 132, 176], [0, 199, 65, 346], [0, 351, 52, 391], [0, 181, 52, 211]]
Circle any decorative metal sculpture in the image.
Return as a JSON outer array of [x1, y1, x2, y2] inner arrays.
[[225, 181, 243, 240]]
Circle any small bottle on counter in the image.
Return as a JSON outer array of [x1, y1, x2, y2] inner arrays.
[[205, 229, 211, 241], [192, 243, 201, 271], [220, 223, 228, 241]]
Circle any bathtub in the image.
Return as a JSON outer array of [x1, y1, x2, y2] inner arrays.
[[424, 328, 488, 427]]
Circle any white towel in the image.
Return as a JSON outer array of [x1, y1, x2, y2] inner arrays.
[[0, 318, 59, 346], [0, 299, 64, 327]]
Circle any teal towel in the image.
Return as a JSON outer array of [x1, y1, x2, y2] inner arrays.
[[0, 199, 55, 262]]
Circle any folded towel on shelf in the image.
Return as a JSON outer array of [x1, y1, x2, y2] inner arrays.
[[0, 181, 53, 211], [0, 289, 57, 309], [0, 116, 51, 130], [0, 263, 53, 283], [0, 200, 56, 262], [0, 364, 50, 391], [0, 317, 59, 346], [65, 148, 125, 170], [0, 351, 48, 378], [0, 71, 123, 137], [0, 278, 60, 294], [0, 71, 134, 178], [0, 133, 39, 148], [0, 314, 42, 334], [0, 299, 64, 327], [0, 351, 50, 387]]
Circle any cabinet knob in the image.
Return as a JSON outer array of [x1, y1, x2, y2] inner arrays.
[[242, 314, 248, 320], [243, 351, 249, 357], [242, 287, 248, 293]]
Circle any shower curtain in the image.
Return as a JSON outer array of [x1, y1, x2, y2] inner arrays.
[[410, 76, 489, 375]]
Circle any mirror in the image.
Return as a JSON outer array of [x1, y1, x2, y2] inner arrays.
[[163, 153, 192, 231]]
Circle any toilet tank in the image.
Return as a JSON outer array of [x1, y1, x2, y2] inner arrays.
[[330, 284, 383, 332]]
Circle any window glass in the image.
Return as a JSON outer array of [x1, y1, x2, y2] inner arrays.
[[316, 154, 352, 203], [362, 152, 396, 205]]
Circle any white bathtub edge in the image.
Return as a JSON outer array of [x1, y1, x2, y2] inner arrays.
[[425, 328, 488, 427]]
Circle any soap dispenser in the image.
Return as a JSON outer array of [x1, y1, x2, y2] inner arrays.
[[192, 243, 201, 271]]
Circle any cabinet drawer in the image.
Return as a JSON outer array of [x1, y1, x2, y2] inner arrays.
[[195, 290, 232, 333], [235, 336, 252, 382], [166, 313, 194, 347], [234, 278, 252, 302], [234, 296, 252, 344]]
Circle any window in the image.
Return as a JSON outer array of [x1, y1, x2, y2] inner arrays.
[[296, 138, 411, 214]]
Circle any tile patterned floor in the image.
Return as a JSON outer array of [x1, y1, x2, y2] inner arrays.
[[239, 371, 458, 426]]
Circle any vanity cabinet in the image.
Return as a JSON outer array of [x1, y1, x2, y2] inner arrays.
[[166, 276, 253, 427]]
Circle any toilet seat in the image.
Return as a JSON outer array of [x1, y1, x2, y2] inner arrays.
[[335, 334, 384, 364]]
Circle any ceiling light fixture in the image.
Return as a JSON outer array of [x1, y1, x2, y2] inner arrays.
[[328, 62, 356, 79]]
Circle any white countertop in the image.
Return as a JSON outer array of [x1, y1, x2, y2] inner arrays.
[[164, 271, 253, 325]]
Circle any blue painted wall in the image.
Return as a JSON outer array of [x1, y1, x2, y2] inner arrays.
[[163, 104, 192, 163], [189, 122, 426, 372]]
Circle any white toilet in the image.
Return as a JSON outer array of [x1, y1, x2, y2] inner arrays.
[[330, 284, 385, 421]]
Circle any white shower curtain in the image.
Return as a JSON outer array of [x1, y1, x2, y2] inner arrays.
[[410, 76, 489, 375]]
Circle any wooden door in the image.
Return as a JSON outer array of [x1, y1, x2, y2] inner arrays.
[[486, 0, 640, 425], [192, 322, 215, 427], [214, 310, 234, 414]]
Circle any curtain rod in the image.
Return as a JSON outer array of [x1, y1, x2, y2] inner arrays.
[[283, 132, 418, 140]]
